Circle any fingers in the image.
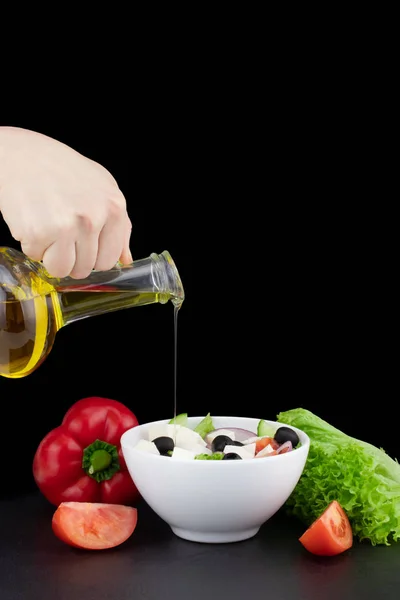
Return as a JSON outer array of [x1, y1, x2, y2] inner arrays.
[[42, 238, 77, 278], [21, 238, 50, 263], [70, 231, 100, 279], [119, 217, 133, 265], [95, 220, 125, 271], [23, 210, 131, 278], [3, 195, 55, 262], [94, 202, 128, 271], [4, 186, 132, 277]]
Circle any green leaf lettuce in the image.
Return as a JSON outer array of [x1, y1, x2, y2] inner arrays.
[[277, 408, 400, 546]]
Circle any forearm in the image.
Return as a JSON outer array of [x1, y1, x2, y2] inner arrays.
[[0, 127, 34, 211]]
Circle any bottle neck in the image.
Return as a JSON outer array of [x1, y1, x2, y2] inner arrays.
[[51, 251, 184, 326]]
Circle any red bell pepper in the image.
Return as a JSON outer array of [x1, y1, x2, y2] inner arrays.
[[33, 396, 140, 506]]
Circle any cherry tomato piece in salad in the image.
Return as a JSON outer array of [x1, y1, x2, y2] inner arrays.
[[299, 500, 353, 556], [255, 437, 279, 454], [52, 502, 138, 550]]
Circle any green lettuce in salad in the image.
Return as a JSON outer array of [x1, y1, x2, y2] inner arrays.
[[277, 408, 400, 546], [195, 452, 224, 460]]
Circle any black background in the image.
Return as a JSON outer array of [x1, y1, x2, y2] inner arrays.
[[0, 103, 396, 499]]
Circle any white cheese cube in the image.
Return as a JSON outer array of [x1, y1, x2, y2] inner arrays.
[[171, 447, 196, 460], [243, 442, 256, 458], [242, 436, 262, 444], [148, 424, 181, 442], [134, 439, 160, 455], [205, 429, 236, 444], [175, 426, 207, 449], [224, 443, 256, 459], [192, 445, 212, 456]]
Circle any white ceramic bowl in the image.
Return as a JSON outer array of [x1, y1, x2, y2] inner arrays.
[[121, 416, 310, 544]]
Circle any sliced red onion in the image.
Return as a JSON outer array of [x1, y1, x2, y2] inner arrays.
[[276, 441, 293, 454], [219, 427, 257, 441]]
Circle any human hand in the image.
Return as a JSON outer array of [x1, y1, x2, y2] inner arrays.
[[0, 126, 132, 278]]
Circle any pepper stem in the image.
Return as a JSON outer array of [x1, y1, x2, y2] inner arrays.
[[88, 449, 113, 474], [82, 439, 120, 483]]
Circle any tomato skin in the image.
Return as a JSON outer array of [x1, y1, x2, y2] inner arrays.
[[52, 502, 138, 550], [33, 397, 140, 507], [299, 500, 353, 556]]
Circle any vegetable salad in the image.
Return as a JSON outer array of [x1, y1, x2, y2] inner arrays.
[[133, 413, 301, 460]]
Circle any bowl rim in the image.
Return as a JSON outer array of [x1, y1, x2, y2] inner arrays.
[[120, 415, 310, 464]]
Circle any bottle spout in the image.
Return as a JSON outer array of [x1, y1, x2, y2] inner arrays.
[[155, 251, 185, 307]]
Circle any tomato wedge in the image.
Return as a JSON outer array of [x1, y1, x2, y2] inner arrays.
[[255, 437, 279, 454], [299, 500, 353, 556], [52, 502, 138, 550]]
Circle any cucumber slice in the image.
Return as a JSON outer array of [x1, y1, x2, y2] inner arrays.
[[169, 413, 188, 427], [193, 413, 214, 438], [257, 419, 276, 437]]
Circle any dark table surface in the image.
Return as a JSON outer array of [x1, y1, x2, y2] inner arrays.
[[1, 492, 400, 600]]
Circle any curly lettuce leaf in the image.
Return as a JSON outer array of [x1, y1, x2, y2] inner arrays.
[[277, 408, 400, 546], [195, 452, 224, 460]]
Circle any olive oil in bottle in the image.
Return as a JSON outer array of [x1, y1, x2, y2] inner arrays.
[[0, 247, 184, 379]]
